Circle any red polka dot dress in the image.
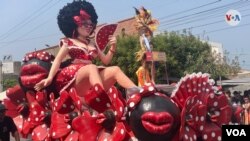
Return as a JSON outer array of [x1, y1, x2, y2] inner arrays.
[[55, 38, 99, 93]]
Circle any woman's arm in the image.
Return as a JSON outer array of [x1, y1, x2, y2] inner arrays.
[[34, 44, 68, 91], [98, 36, 116, 65], [47, 46, 68, 80]]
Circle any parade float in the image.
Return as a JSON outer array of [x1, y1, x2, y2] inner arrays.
[[0, 6, 242, 141]]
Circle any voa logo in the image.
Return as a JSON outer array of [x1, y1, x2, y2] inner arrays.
[[226, 129, 246, 136], [225, 9, 241, 26]]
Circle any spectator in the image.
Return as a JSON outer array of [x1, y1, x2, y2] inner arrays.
[[242, 96, 250, 124], [224, 90, 232, 104], [0, 103, 20, 141], [231, 91, 243, 106]]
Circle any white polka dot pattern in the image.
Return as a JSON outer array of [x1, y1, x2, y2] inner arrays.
[[23, 51, 54, 62], [171, 73, 229, 141], [95, 24, 118, 51]]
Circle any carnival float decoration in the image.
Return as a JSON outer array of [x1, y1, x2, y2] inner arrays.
[[0, 8, 242, 141], [1, 65, 242, 141]]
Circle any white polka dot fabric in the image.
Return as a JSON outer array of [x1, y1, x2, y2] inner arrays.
[[171, 72, 232, 141], [95, 24, 118, 51]]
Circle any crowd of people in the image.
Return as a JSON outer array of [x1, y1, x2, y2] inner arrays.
[[224, 89, 250, 125]]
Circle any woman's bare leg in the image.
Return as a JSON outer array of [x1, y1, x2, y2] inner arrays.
[[99, 66, 136, 90], [74, 64, 104, 96]]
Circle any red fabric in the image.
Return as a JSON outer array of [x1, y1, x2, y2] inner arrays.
[[3, 98, 19, 117], [9, 90, 51, 138], [171, 73, 232, 140], [84, 84, 113, 113], [72, 111, 102, 141], [32, 124, 50, 141], [3, 85, 27, 118], [201, 123, 221, 141], [51, 88, 84, 113], [65, 131, 79, 141], [55, 38, 99, 92], [106, 86, 126, 120], [23, 51, 54, 62], [6, 85, 26, 105], [179, 96, 207, 140], [205, 94, 232, 126], [50, 112, 72, 139], [53, 91, 75, 114], [127, 83, 156, 110], [97, 122, 130, 141]]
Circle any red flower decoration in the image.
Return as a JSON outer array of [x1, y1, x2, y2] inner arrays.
[[50, 111, 78, 140], [73, 9, 91, 26], [72, 111, 102, 141], [2, 85, 26, 117], [179, 95, 207, 141], [84, 84, 113, 113], [106, 86, 126, 120], [205, 93, 232, 126]]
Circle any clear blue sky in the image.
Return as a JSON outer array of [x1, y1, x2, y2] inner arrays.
[[0, 0, 250, 69]]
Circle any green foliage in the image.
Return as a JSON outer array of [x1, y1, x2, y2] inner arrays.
[[96, 31, 240, 85], [152, 31, 240, 80], [3, 79, 18, 91], [111, 35, 141, 83]]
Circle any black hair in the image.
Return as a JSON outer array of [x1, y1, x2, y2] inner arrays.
[[57, 0, 98, 38]]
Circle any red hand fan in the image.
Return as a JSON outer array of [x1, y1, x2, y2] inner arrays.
[[95, 24, 118, 51]]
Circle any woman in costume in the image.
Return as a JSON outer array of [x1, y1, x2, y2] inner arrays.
[[34, 0, 137, 97], [135, 51, 152, 86], [242, 96, 250, 124]]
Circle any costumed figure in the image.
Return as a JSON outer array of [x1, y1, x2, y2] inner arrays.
[[135, 51, 152, 87], [134, 6, 159, 52], [1, 0, 139, 140], [134, 7, 158, 87], [242, 96, 250, 124], [35, 0, 138, 96], [32, 0, 142, 140]]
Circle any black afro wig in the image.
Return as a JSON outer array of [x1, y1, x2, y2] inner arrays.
[[57, 0, 98, 38]]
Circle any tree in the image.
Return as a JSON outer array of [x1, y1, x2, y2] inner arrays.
[[151, 31, 240, 80], [97, 31, 240, 85], [3, 78, 18, 91]]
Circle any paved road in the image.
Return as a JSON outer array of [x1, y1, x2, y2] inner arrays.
[[10, 136, 31, 141]]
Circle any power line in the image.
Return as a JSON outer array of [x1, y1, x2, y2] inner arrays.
[[195, 22, 250, 35], [160, 0, 249, 26], [0, 16, 56, 48], [160, 2, 250, 29], [0, 0, 54, 40], [0, 0, 61, 41], [172, 13, 250, 32], [0, 33, 61, 44], [158, 0, 222, 20]]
